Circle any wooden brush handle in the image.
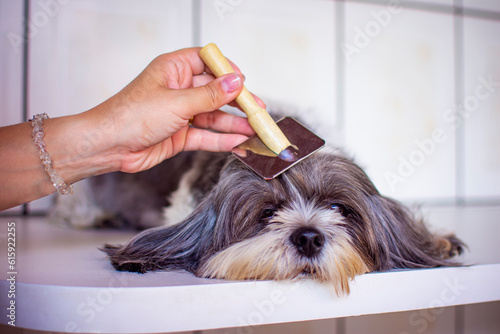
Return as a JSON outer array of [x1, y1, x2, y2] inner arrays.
[[199, 43, 291, 155]]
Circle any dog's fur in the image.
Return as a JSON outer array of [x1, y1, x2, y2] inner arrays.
[[50, 148, 464, 294]]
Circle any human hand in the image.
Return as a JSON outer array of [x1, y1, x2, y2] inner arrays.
[[92, 47, 260, 173]]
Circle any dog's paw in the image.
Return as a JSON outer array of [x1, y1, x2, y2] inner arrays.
[[49, 179, 106, 229], [436, 235, 465, 259], [101, 244, 155, 273]]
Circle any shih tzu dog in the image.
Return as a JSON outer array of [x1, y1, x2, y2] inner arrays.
[[50, 145, 464, 294]]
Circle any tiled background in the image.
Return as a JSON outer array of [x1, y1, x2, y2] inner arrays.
[[1, 0, 499, 214], [0, 1, 499, 332]]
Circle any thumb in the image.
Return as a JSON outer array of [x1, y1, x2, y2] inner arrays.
[[181, 73, 244, 117]]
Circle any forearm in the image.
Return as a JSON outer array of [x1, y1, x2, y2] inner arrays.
[[0, 109, 122, 211], [0, 47, 256, 211]]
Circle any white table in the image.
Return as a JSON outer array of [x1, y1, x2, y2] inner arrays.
[[1, 206, 499, 333]]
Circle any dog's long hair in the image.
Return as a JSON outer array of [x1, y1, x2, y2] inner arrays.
[[101, 150, 464, 294]]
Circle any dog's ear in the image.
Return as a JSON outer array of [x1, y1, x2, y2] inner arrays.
[[362, 195, 464, 271], [101, 201, 217, 274]]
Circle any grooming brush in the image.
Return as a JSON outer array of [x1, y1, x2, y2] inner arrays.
[[199, 43, 325, 180]]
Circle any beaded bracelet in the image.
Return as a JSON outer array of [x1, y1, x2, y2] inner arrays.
[[30, 113, 74, 195]]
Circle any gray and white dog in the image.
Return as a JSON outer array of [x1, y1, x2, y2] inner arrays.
[[51, 147, 464, 294]]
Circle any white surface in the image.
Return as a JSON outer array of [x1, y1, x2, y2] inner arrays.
[[1, 206, 499, 333]]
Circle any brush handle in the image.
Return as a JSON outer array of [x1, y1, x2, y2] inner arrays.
[[199, 43, 292, 155]]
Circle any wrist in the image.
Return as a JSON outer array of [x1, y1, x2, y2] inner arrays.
[[30, 114, 73, 195], [43, 109, 123, 185]]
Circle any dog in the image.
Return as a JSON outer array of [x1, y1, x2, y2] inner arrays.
[[50, 146, 464, 294]]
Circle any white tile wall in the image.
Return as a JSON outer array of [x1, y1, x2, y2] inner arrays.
[[0, 0, 24, 215], [28, 0, 193, 119], [25, 0, 193, 212], [463, 17, 500, 200], [405, 0, 453, 6], [347, 0, 455, 8], [200, 0, 338, 143], [343, 2, 456, 202], [3, 0, 499, 210], [463, 0, 500, 12], [0, 0, 24, 126]]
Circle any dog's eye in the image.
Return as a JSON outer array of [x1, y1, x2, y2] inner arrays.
[[261, 208, 277, 220], [330, 204, 344, 214]]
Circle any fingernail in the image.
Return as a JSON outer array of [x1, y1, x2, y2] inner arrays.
[[221, 73, 242, 93]]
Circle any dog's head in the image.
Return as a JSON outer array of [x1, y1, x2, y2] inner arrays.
[[103, 150, 463, 294]]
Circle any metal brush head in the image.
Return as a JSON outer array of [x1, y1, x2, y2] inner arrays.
[[232, 117, 325, 180]]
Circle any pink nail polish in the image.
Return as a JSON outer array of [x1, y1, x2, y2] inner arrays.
[[221, 73, 242, 93]]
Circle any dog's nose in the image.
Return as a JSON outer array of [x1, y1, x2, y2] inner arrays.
[[290, 227, 324, 258]]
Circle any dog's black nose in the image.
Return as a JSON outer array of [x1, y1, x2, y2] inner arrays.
[[290, 227, 324, 258]]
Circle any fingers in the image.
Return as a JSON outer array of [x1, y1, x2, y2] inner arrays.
[[161, 47, 266, 116], [192, 73, 216, 88], [176, 73, 244, 119], [191, 110, 255, 137], [201, 56, 245, 79], [169, 47, 205, 75], [163, 47, 243, 80], [230, 92, 267, 110], [192, 74, 266, 111], [183, 127, 250, 152], [184, 110, 256, 152]]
